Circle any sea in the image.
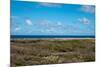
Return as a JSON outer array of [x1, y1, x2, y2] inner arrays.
[[11, 35, 95, 38]]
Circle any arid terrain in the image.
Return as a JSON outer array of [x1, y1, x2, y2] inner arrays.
[[11, 38, 95, 67]]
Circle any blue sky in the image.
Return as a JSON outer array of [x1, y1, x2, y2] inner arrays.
[[10, 0, 95, 35]]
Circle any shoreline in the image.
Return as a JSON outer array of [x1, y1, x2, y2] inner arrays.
[[11, 38, 95, 41]]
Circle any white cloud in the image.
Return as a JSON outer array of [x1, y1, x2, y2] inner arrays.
[[78, 17, 90, 24], [38, 2, 62, 8], [39, 20, 50, 26], [57, 22, 62, 26], [36, 20, 67, 34], [25, 19, 33, 25], [38, 20, 65, 29], [34, 19, 84, 35], [10, 16, 18, 19], [81, 5, 95, 13], [15, 27, 21, 31]]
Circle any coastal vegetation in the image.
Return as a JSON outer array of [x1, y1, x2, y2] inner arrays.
[[11, 39, 95, 67]]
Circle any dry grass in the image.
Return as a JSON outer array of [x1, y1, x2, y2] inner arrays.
[[10, 38, 95, 67]]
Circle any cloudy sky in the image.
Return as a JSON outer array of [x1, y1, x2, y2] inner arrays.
[[11, 0, 95, 35]]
